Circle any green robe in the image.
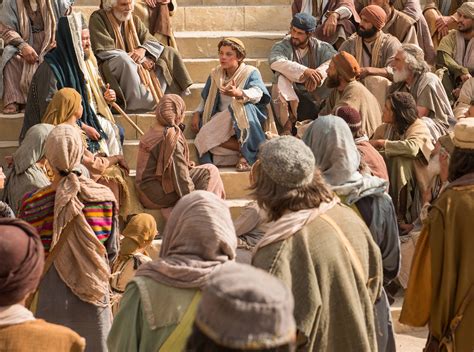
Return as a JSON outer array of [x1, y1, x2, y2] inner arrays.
[[107, 277, 198, 352], [252, 204, 382, 352]]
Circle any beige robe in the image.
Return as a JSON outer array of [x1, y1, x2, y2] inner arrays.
[[321, 80, 382, 137]]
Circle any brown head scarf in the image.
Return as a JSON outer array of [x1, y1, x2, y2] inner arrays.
[[45, 125, 116, 306], [360, 5, 387, 30], [136, 191, 237, 289], [0, 219, 44, 306], [332, 51, 361, 82], [155, 94, 190, 194], [118, 213, 157, 261], [42, 88, 82, 125]]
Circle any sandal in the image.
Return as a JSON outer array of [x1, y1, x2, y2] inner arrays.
[[3, 103, 19, 114], [236, 156, 251, 172]]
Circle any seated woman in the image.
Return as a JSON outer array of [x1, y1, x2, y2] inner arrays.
[[42, 88, 130, 216], [107, 191, 237, 351], [19, 124, 118, 352], [3, 124, 53, 215], [303, 115, 400, 352], [136, 94, 225, 209], [370, 92, 434, 228], [110, 213, 157, 314], [192, 38, 271, 172]]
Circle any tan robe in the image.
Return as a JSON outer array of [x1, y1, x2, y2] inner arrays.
[[321, 80, 382, 137]]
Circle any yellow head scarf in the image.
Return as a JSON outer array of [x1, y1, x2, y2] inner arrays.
[[42, 88, 82, 125], [119, 214, 158, 260]]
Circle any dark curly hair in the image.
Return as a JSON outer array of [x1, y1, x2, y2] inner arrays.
[[387, 92, 418, 135]]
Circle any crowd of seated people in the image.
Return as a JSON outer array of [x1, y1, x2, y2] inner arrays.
[[0, 0, 473, 351]]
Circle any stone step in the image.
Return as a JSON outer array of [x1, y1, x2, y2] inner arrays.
[[174, 31, 285, 59], [129, 167, 251, 200], [185, 58, 272, 83], [0, 111, 197, 143], [141, 198, 251, 233], [77, 5, 291, 32], [75, 0, 291, 6], [122, 138, 199, 169]]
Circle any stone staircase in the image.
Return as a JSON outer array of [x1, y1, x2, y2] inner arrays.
[[0, 0, 292, 231]]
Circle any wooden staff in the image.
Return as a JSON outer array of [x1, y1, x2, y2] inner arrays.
[[128, 19, 164, 103], [98, 77, 145, 136], [110, 101, 144, 136]]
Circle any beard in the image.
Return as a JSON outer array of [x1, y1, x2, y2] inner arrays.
[[325, 74, 340, 88], [393, 66, 410, 83], [357, 26, 378, 38], [458, 24, 473, 33], [113, 9, 132, 22], [291, 37, 309, 49], [83, 48, 91, 60]]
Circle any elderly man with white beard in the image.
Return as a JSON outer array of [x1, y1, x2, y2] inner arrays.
[[88, 0, 193, 112], [391, 43, 454, 133]]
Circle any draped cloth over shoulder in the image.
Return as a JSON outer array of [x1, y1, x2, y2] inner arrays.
[[44, 124, 117, 306], [136, 191, 237, 289], [0, 0, 70, 98], [202, 63, 256, 144]]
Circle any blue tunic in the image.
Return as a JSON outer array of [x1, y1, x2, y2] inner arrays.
[[200, 69, 271, 165]]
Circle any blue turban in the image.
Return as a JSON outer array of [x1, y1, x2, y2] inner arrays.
[[291, 12, 317, 32]]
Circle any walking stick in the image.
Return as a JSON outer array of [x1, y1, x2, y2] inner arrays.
[[98, 77, 145, 136], [110, 101, 144, 136]]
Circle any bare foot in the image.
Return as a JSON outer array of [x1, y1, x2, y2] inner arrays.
[[3, 103, 19, 114]]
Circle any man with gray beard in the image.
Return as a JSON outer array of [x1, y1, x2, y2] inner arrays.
[[89, 0, 192, 112], [391, 43, 454, 133]]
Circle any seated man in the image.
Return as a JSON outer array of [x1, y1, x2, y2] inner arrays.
[[22, 14, 122, 156], [392, 43, 454, 132], [0, 0, 71, 114], [89, 0, 193, 113], [453, 77, 474, 119], [436, 2, 474, 102], [357, 0, 435, 63], [320, 51, 382, 137], [133, 0, 178, 48], [339, 5, 401, 106], [269, 13, 337, 134], [370, 0, 418, 45], [193, 38, 271, 171], [291, 0, 360, 47], [423, 0, 466, 48]]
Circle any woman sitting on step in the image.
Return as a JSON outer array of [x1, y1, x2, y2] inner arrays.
[[108, 191, 237, 351], [192, 38, 271, 172], [135, 94, 225, 209]]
